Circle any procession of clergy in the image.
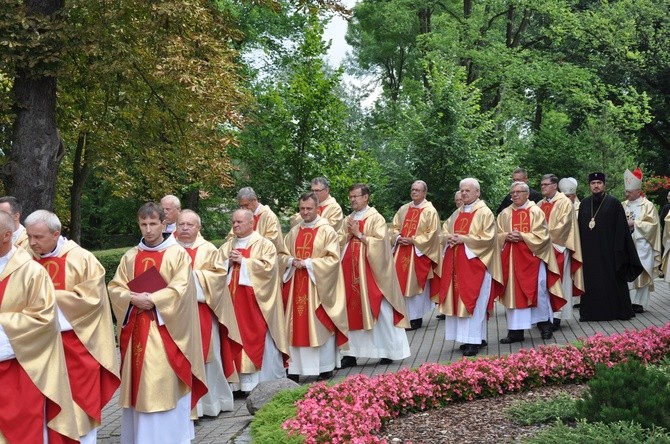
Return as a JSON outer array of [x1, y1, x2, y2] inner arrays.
[[0, 166, 665, 443]]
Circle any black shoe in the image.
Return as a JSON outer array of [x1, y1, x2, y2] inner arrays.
[[287, 373, 300, 383], [317, 371, 333, 381], [541, 329, 553, 340], [462, 344, 479, 357], [632, 304, 644, 314], [436, 314, 446, 320], [340, 356, 357, 368], [232, 390, 247, 399], [551, 318, 562, 331], [406, 319, 423, 331], [378, 358, 393, 365], [459, 340, 487, 350], [500, 330, 524, 344]]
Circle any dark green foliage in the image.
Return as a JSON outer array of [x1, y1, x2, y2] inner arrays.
[[93, 247, 130, 285], [505, 392, 579, 426], [524, 420, 670, 444], [250, 385, 309, 444], [576, 360, 670, 431]]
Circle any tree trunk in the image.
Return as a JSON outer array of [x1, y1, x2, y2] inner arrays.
[[5, 0, 64, 220], [70, 131, 91, 244]]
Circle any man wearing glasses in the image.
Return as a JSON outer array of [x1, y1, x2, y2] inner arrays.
[[289, 177, 344, 232], [496, 168, 543, 215], [339, 184, 410, 368], [390, 180, 440, 331], [496, 182, 566, 343], [537, 174, 584, 332]]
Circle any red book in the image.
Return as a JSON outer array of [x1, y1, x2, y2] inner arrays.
[[127, 266, 167, 293]]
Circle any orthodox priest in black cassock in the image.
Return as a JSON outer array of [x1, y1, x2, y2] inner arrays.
[[577, 172, 643, 321]]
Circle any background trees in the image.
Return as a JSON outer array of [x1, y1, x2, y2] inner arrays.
[[1, 0, 669, 246]]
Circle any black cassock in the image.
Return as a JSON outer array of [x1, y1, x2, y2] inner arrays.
[[577, 193, 643, 321]]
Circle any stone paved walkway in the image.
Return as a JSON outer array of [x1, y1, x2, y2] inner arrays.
[[98, 278, 670, 443]]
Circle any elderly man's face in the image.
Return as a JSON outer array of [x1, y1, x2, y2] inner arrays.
[[409, 182, 426, 204], [540, 179, 557, 198], [232, 211, 254, 238], [510, 185, 529, 207], [26, 222, 59, 255], [460, 184, 480, 206], [161, 199, 179, 225], [625, 189, 642, 202], [177, 212, 200, 244]]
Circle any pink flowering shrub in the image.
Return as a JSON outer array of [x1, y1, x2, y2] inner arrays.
[[283, 324, 670, 443]]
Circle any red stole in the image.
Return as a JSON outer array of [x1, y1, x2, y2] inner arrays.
[[253, 214, 261, 230], [282, 227, 346, 347], [438, 211, 487, 314], [184, 247, 214, 362], [538, 200, 554, 222], [501, 209, 541, 308], [318, 204, 328, 215], [394, 207, 432, 295], [341, 219, 384, 330], [0, 277, 76, 444], [35, 254, 120, 423], [229, 247, 268, 370], [120, 250, 204, 409], [36, 254, 67, 290]]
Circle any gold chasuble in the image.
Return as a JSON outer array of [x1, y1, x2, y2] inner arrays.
[[622, 197, 662, 290], [227, 205, 288, 260], [219, 232, 288, 374], [339, 207, 410, 330], [32, 239, 121, 437], [184, 234, 242, 381], [289, 196, 344, 232], [15, 229, 29, 249], [537, 192, 585, 296], [496, 202, 566, 311], [108, 242, 207, 413], [281, 218, 348, 348], [391, 201, 441, 297], [0, 248, 79, 443], [436, 200, 504, 317]]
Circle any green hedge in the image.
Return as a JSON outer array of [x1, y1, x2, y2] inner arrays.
[[93, 239, 225, 284]]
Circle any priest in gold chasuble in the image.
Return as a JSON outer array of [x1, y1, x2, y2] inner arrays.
[[176, 210, 242, 416], [339, 184, 410, 369], [289, 177, 344, 232], [281, 193, 348, 382], [391, 180, 441, 331], [219, 209, 288, 393], [622, 168, 661, 314], [537, 174, 584, 330], [26, 210, 120, 443], [435, 178, 504, 357], [496, 182, 565, 344], [0, 211, 79, 443], [108, 202, 207, 444]]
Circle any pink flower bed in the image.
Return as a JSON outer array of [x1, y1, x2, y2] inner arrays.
[[283, 324, 670, 443]]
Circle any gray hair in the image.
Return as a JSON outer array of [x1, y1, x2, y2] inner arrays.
[[0, 211, 14, 234], [459, 178, 481, 191], [513, 168, 528, 179], [25, 210, 62, 233], [236, 187, 258, 201], [178, 209, 201, 227], [510, 181, 529, 192], [233, 208, 254, 222], [161, 194, 181, 209], [541, 174, 559, 184], [310, 177, 330, 189], [412, 180, 427, 192]]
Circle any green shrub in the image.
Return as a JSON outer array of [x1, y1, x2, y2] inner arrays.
[[250, 385, 309, 444], [576, 359, 670, 431], [524, 420, 670, 443], [505, 392, 579, 425], [94, 247, 130, 284]]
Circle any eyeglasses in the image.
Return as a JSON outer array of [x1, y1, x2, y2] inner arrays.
[[311, 188, 326, 193], [540, 183, 555, 187], [510, 191, 529, 195], [349, 194, 365, 199]]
